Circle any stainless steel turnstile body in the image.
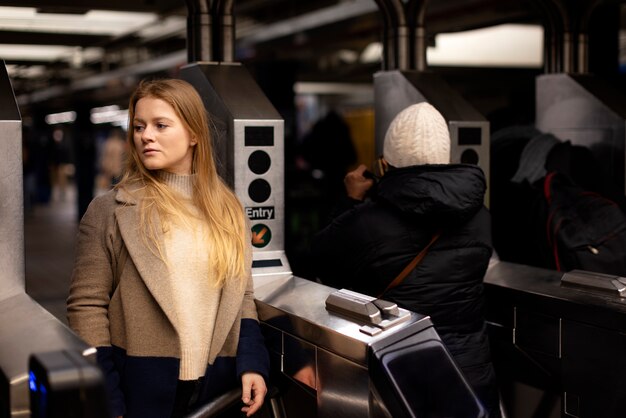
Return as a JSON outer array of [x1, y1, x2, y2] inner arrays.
[[485, 261, 626, 417], [0, 62, 24, 299], [0, 61, 95, 418], [181, 62, 291, 275], [253, 275, 485, 418]]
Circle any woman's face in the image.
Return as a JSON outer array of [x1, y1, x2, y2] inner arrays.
[[132, 96, 197, 175]]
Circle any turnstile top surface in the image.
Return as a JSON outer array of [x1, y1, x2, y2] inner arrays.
[[181, 62, 282, 120], [484, 261, 626, 329], [253, 275, 431, 365], [0, 293, 90, 380]]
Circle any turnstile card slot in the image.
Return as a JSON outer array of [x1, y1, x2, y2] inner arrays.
[[561, 270, 626, 297], [325, 289, 411, 332], [325, 289, 382, 324]]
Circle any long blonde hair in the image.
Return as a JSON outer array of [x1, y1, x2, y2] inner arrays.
[[118, 78, 248, 288]]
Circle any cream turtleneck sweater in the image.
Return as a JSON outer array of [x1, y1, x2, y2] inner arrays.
[[159, 171, 221, 381]]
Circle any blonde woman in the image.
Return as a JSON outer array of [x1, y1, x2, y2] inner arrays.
[[67, 79, 268, 418]]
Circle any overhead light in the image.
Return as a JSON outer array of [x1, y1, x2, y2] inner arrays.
[[90, 105, 129, 126], [360, 42, 382, 63], [427, 24, 543, 68], [337, 49, 359, 64], [6, 65, 46, 78], [91, 105, 119, 114], [0, 44, 103, 63], [358, 24, 542, 68], [45, 111, 76, 125], [0, 7, 156, 36]]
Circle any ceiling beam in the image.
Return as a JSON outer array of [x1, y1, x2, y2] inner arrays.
[[0, 0, 184, 13], [0, 30, 110, 46]]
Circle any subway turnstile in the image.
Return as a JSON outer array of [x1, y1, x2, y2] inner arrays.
[[181, 62, 291, 277], [254, 275, 486, 418], [0, 60, 103, 418], [0, 60, 24, 300], [485, 261, 626, 418]]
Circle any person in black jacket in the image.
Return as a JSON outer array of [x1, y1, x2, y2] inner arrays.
[[310, 102, 501, 417]]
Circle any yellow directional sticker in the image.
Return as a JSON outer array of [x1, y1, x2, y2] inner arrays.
[[251, 224, 271, 248]]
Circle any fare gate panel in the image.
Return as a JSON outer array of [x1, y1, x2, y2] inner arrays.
[[181, 62, 291, 276]]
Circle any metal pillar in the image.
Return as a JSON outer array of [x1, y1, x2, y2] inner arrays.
[[0, 61, 94, 418], [0, 61, 24, 300]]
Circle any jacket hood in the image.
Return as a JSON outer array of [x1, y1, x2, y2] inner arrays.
[[376, 164, 486, 223]]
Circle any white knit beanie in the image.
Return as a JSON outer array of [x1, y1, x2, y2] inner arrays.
[[383, 102, 450, 168]]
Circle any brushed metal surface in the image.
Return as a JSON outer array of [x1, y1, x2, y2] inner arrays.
[[0, 62, 24, 300], [233, 119, 285, 252], [254, 275, 429, 366], [253, 274, 462, 417], [0, 293, 92, 416], [180, 62, 289, 273], [316, 347, 369, 418], [0, 62, 95, 418]]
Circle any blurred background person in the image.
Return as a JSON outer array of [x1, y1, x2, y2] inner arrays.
[[97, 127, 127, 190]]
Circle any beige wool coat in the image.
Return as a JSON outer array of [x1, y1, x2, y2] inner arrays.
[[66, 185, 269, 418]]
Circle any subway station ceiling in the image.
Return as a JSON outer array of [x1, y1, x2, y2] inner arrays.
[[0, 0, 619, 114]]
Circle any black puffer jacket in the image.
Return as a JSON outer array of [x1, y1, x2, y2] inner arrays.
[[311, 164, 500, 417]]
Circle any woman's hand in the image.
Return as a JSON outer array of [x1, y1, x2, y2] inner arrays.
[[344, 165, 374, 201], [241, 372, 267, 417]]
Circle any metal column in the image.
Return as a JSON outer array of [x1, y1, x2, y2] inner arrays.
[[0, 61, 95, 418], [0, 61, 24, 299]]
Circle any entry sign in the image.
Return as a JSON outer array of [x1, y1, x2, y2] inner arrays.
[[246, 206, 275, 220], [251, 223, 271, 248]]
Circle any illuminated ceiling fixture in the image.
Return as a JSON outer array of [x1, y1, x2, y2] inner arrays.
[[90, 105, 129, 126], [360, 42, 382, 63], [337, 49, 359, 64], [0, 7, 156, 36], [0, 44, 103, 63], [0, 6, 166, 64], [359, 24, 542, 68], [6, 65, 47, 78], [45, 111, 76, 125], [428, 24, 543, 68]]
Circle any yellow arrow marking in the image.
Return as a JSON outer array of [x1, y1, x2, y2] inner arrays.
[[252, 227, 268, 245]]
